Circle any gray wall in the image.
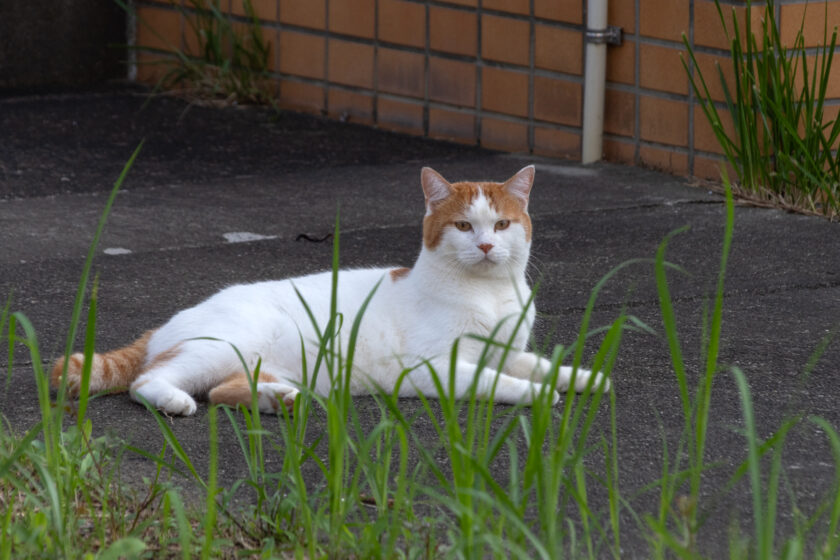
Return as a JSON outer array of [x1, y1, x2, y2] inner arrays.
[[0, 1, 127, 90]]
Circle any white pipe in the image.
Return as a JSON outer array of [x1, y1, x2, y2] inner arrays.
[[581, 0, 608, 164]]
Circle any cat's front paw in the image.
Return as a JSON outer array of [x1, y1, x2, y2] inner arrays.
[[557, 366, 610, 393]]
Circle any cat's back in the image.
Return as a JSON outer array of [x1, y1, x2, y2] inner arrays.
[[149, 267, 398, 354], [164, 267, 396, 327]]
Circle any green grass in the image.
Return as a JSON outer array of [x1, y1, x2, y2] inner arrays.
[[684, 0, 840, 218], [2, 152, 840, 558]]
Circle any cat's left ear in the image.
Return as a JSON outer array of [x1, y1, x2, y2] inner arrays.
[[503, 165, 535, 209], [421, 167, 452, 213]]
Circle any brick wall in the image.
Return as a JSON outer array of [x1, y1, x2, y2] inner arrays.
[[132, 0, 840, 179]]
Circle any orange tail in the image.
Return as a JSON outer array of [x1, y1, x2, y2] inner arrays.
[[51, 331, 154, 395]]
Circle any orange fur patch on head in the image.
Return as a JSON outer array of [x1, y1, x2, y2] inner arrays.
[[390, 267, 411, 281], [482, 182, 532, 241], [423, 181, 478, 249], [422, 180, 532, 249]]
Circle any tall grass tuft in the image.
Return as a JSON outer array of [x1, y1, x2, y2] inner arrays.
[[645, 174, 840, 557], [1, 144, 152, 558], [117, 0, 274, 106], [683, 0, 840, 218]]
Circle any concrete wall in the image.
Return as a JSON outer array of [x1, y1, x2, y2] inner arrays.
[[0, 0, 126, 90]]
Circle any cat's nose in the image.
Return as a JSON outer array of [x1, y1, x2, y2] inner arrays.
[[478, 243, 493, 254]]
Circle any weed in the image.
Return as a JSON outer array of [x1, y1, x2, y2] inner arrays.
[[118, 0, 275, 106], [683, 0, 840, 218]]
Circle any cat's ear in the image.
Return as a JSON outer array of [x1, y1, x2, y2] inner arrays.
[[503, 165, 535, 209], [421, 167, 452, 213]]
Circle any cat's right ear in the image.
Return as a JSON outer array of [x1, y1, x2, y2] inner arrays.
[[421, 167, 452, 214]]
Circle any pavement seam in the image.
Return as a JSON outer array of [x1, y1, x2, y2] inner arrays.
[[531, 198, 723, 219]]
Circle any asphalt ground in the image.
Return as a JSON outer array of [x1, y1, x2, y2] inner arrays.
[[2, 87, 840, 557]]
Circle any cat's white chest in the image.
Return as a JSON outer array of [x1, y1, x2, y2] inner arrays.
[[397, 278, 530, 362], [460, 291, 518, 333]]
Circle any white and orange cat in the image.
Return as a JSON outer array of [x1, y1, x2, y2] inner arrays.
[[52, 166, 608, 415]]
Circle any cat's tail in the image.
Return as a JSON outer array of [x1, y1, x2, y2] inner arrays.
[[50, 331, 154, 395]]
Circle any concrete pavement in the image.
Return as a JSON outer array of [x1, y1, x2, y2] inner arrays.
[[2, 87, 839, 556]]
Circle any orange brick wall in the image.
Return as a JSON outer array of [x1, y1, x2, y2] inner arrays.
[[132, 0, 840, 180]]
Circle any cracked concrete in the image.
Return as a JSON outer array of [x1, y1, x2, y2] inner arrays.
[[2, 88, 840, 556]]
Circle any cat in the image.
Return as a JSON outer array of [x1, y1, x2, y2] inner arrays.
[[51, 165, 608, 416]]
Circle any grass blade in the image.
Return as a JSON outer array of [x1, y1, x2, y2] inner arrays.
[[54, 142, 144, 402]]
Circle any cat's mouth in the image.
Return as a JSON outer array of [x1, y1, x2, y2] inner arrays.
[[474, 252, 501, 266]]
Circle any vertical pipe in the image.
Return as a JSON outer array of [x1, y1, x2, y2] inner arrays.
[[581, 0, 608, 164]]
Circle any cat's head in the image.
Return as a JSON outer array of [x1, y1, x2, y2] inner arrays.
[[420, 165, 534, 277]]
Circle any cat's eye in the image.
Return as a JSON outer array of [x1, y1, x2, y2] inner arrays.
[[495, 220, 511, 231], [454, 221, 472, 232]]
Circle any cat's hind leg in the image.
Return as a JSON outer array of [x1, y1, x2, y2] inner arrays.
[[130, 339, 243, 416], [208, 370, 300, 414]]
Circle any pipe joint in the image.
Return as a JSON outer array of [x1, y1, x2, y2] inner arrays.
[[585, 26, 623, 46]]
